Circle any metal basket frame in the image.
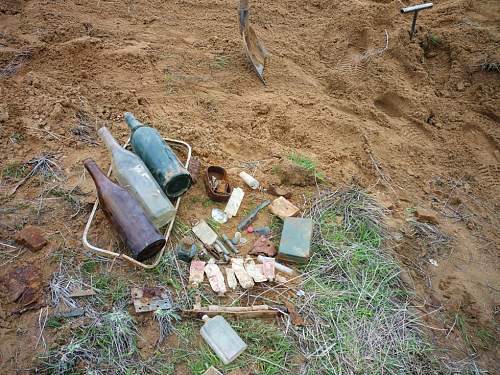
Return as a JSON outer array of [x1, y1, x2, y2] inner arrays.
[[82, 137, 191, 269]]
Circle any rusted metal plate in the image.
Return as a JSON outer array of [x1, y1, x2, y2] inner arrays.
[[285, 301, 305, 326], [131, 287, 172, 313], [267, 185, 292, 199], [15, 226, 47, 251]]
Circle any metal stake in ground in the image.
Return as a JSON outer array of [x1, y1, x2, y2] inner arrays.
[[400, 3, 433, 40]]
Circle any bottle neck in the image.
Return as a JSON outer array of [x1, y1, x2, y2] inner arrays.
[[98, 127, 122, 153], [124, 112, 144, 132], [83, 159, 109, 186]]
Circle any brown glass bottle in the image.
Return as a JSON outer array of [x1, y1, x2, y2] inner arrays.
[[83, 158, 166, 261]]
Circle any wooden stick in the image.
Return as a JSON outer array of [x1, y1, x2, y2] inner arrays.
[[182, 304, 282, 319]]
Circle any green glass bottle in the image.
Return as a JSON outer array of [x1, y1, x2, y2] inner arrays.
[[124, 112, 192, 198]]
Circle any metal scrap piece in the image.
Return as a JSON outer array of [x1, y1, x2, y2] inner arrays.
[[249, 235, 276, 257], [131, 287, 172, 313], [0, 264, 42, 307], [238, 0, 270, 84]]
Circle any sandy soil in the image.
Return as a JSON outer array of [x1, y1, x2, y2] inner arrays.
[[0, 0, 499, 373]]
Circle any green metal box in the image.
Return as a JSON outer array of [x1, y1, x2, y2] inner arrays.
[[277, 217, 313, 264]]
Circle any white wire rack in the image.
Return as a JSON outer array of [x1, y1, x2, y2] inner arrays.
[[82, 137, 192, 269]]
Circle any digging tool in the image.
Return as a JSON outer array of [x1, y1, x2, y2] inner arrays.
[[238, 0, 269, 84], [401, 3, 433, 40]]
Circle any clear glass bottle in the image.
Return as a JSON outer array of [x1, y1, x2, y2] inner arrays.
[[200, 315, 247, 364], [97, 127, 176, 229]]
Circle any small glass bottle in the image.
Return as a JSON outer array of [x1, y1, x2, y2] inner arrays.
[[98, 127, 176, 229], [200, 315, 247, 364]]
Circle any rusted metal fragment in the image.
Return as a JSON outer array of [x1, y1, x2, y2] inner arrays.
[[249, 235, 276, 257], [285, 301, 305, 326], [131, 287, 172, 313], [267, 185, 292, 199], [203, 166, 232, 202], [52, 308, 86, 318]]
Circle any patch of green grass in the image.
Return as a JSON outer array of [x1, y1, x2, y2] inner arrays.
[[93, 274, 128, 304], [0, 201, 30, 215], [39, 309, 139, 374], [289, 152, 324, 180], [149, 251, 182, 291], [269, 215, 284, 247], [476, 328, 495, 349], [202, 198, 213, 208], [164, 70, 175, 94], [172, 218, 191, 238], [205, 218, 221, 232], [46, 316, 65, 329], [293, 187, 446, 373], [2, 162, 28, 180], [212, 55, 229, 70], [9, 133, 25, 143], [270, 165, 281, 175], [188, 195, 203, 207], [454, 313, 476, 353], [429, 33, 440, 46], [81, 259, 98, 274], [49, 188, 79, 208]]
